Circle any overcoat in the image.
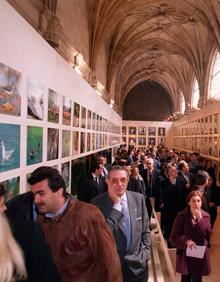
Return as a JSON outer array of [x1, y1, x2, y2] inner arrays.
[[169, 208, 211, 276]]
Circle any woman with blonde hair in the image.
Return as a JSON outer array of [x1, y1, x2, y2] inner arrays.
[[0, 213, 27, 282]]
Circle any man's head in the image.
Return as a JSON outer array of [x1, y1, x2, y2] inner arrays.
[[179, 152, 186, 161], [178, 161, 189, 174], [90, 161, 104, 176], [0, 184, 7, 213], [106, 166, 128, 197], [194, 170, 209, 187], [146, 158, 154, 171], [28, 166, 66, 214], [125, 164, 132, 177], [98, 155, 107, 166]]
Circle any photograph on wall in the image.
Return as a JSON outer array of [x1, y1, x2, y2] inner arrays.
[[122, 136, 126, 144], [129, 126, 136, 135], [73, 102, 80, 127], [0, 62, 21, 116], [81, 106, 86, 128], [138, 126, 146, 135], [128, 137, 136, 146], [72, 131, 79, 155], [27, 78, 44, 120], [61, 161, 70, 188], [92, 112, 96, 130], [122, 126, 127, 135], [27, 126, 43, 166], [138, 137, 146, 146], [62, 96, 72, 126], [96, 133, 100, 149], [87, 132, 91, 152], [0, 176, 20, 202], [48, 89, 59, 123], [91, 133, 95, 151], [80, 132, 86, 154], [87, 110, 91, 129], [158, 127, 166, 136], [47, 128, 59, 160], [148, 127, 156, 136], [158, 137, 166, 146], [148, 137, 156, 145], [0, 123, 20, 173], [62, 130, 70, 158], [96, 115, 100, 131]]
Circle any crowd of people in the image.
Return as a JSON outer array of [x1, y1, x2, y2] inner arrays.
[[0, 144, 219, 282]]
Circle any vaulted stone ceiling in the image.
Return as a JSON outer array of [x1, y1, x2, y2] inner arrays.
[[87, 0, 220, 115], [8, 0, 220, 118]]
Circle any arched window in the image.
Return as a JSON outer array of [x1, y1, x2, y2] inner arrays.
[[209, 51, 220, 99], [191, 79, 199, 108], [180, 92, 185, 114]]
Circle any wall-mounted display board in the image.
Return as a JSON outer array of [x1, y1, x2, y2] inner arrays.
[[122, 121, 174, 149], [174, 100, 220, 185], [0, 1, 121, 196]]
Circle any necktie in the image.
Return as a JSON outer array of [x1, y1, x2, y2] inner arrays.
[[121, 198, 131, 251], [95, 177, 99, 188], [148, 171, 152, 196]]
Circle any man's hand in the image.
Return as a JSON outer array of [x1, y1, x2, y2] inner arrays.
[[108, 184, 121, 204]]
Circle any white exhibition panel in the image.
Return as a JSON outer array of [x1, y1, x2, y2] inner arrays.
[[0, 0, 122, 192]]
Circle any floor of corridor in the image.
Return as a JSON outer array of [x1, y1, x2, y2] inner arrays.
[[176, 208, 220, 282]]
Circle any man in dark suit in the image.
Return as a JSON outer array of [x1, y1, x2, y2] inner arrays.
[[140, 158, 161, 218], [177, 160, 194, 211], [92, 165, 151, 282], [77, 161, 107, 203], [98, 155, 112, 177]]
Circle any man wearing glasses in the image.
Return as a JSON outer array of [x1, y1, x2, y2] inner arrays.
[[92, 166, 151, 282]]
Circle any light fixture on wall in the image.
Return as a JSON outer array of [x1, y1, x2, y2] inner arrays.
[[109, 99, 114, 108], [72, 52, 83, 76]]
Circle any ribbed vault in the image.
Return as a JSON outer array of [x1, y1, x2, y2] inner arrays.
[[86, 0, 220, 116]]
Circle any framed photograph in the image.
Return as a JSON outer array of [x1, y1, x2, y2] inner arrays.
[[0, 123, 20, 172], [48, 89, 59, 123], [61, 162, 70, 188], [158, 127, 166, 136], [62, 130, 70, 158], [129, 126, 136, 135], [0, 62, 21, 116], [96, 133, 100, 149], [27, 78, 44, 120], [138, 137, 146, 146], [92, 112, 96, 130], [148, 137, 156, 145], [47, 128, 59, 160], [87, 110, 91, 129], [96, 115, 100, 131], [0, 176, 20, 202], [81, 106, 86, 128], [27, 126, 43, 165], [87, 132, 91, 152], [91, 133, 96, 151], [72, 131, 79, 155], [80, 132, 86, 154], [73, 102, 80, 127], [138, 126, 146, 135], [128, 137, 136, 146], [148, 127, 156, 136], [122, 136, 126, 144], [122, 126, 127, 135], [158, 137, 166, 146], [62, 96, 72, 126]]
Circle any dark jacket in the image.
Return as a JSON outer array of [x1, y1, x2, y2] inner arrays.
[[6, 191, 34, 221], [77, 174, 107, 203], [10, 220, 62, 282]]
